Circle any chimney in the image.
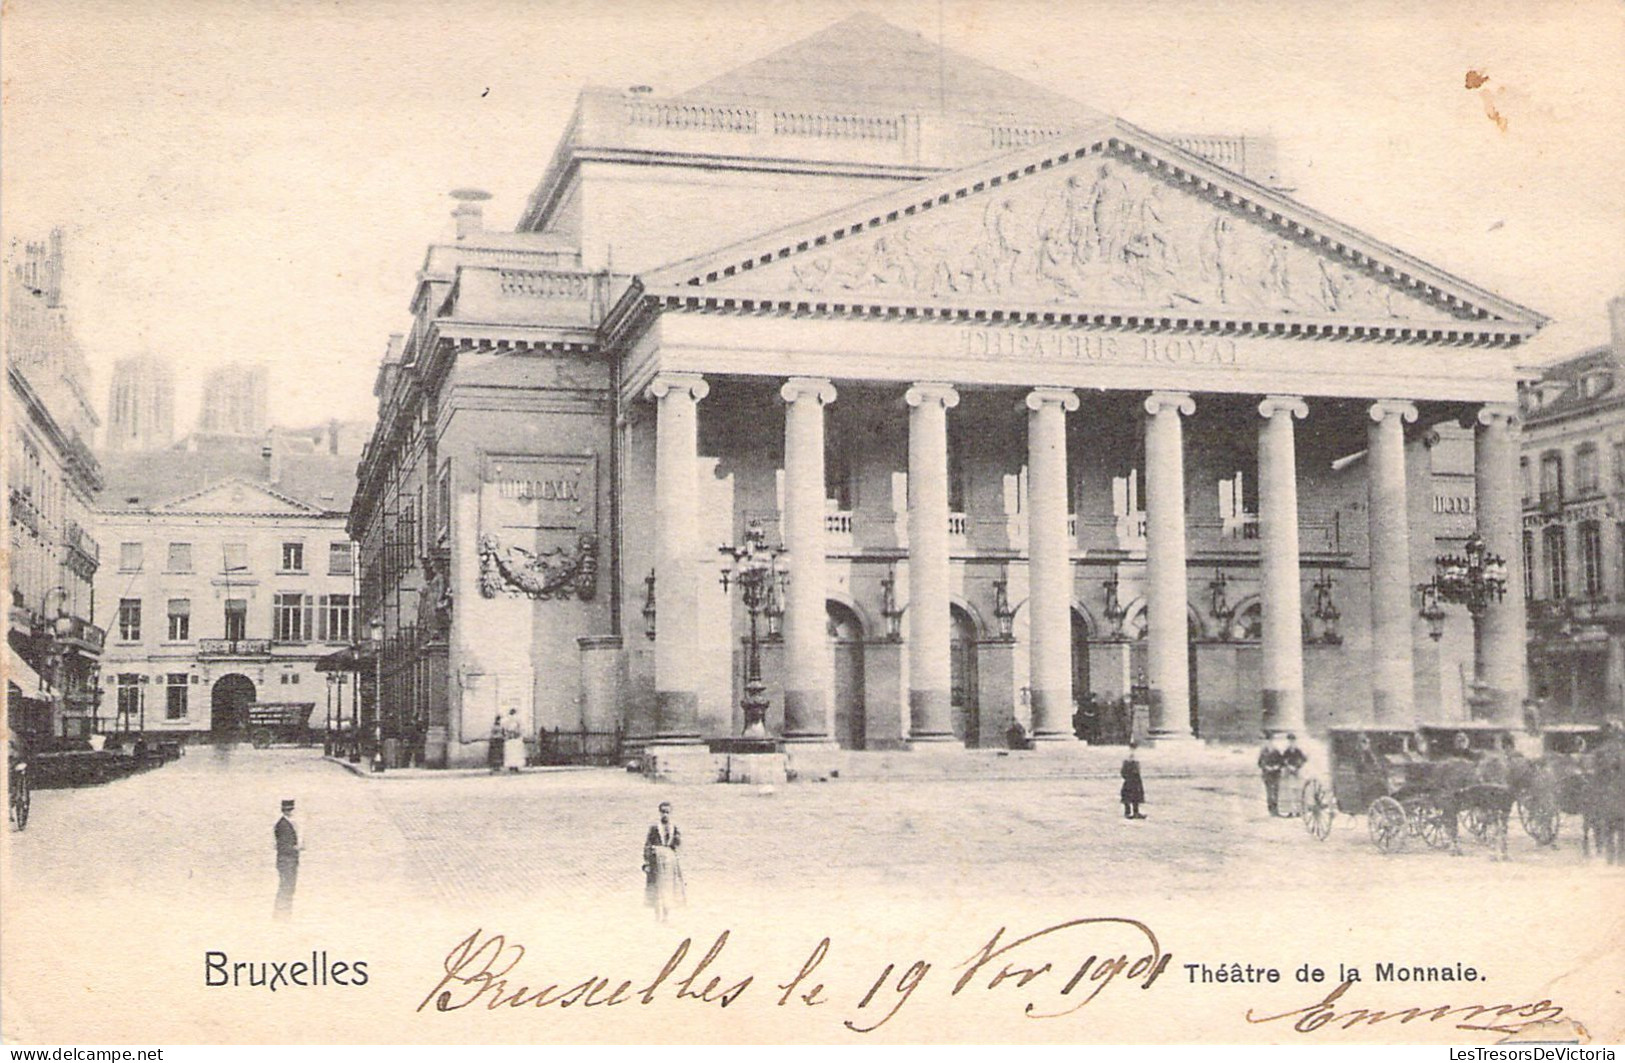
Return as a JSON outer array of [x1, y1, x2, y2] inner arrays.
[[328, 418, 340, 455], [449, 188, 492, 240], [263, 432, 283, 485], [1610, 293, 1625, 366]]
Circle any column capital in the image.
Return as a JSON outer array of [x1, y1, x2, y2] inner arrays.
[[1476, 402, 1520, 430], [1258, 394, 1308, 420], [647, 372, 709, 403], [905, 382, 960, 410], [1143, 390, 1195, 417], [780, 377, 837, 405], [1367, 398, 1418, 425], [1024, 386, 1080, 413]]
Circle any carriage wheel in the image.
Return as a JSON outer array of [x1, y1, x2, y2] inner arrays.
[[1463, 805, 1495, 843], [1518, 794, 1561, 847], [1409, 795, 1455, 851], [1368, 796, 1406, 853], [1301, 779, 1335, 841], [251, 728, 272, 750], [10, 773, 29, 831]]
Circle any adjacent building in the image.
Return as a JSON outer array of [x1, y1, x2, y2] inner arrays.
[[353, 15, 1545, 771], [196, 362, 269, 442], [1521, 295, 1625, 725], [5, 229, 106, 741], [93, 438, 358, 740]]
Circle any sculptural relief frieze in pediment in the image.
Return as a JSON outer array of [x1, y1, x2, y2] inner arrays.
[[731, 158, 1458, 322]]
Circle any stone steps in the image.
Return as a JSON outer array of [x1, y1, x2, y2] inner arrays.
[[804, 744, 1259, 782]]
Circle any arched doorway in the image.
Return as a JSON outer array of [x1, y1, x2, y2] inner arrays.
[[950, 604, 979, 746], [827, 601, 866, 750], [211, 674, 255, 739]]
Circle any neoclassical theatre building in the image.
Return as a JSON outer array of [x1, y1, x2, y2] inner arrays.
[[352, 16, 1545, 771]]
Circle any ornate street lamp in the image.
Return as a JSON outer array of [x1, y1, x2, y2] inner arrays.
[[880, 561, 904, 642], [992, 565, 1016, 642], [1417, 532, 1506, 651], [1311, 569, 1342, 645], [717, 521, 789, 740], [1102, 569, 1127, 638], [1208, 569, 1235, 640], [642, 569, 657, 641]]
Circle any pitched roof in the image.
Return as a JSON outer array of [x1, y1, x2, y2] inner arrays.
[[677, 12, 1105, 125], [96, 448, 356, 515]]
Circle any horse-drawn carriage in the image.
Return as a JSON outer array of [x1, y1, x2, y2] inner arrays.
[[1300, 724, 1516, 854]]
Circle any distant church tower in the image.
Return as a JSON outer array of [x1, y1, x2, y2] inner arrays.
[[197, 362, 269, 438], [105, 354, 176, 451]]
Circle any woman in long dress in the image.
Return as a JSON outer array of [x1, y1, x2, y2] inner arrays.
[[487, 714, 504, 774], [1120, 742, 1147, 820], [643, 801, 686, 922], [501, 710, 525, 773]]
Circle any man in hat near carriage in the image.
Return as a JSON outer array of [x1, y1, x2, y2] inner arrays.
[[273, 799, 301, 919]]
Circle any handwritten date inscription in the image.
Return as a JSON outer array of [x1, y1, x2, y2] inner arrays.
[[418, 917, 1170, 1033]]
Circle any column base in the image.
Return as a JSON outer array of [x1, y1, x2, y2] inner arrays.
[[908, 688, 954, 742], [654, 691, 702, 742], [1260, 688, 1305, 737], [1028, 687, 1074, 743], [642, 743, 720, 784]]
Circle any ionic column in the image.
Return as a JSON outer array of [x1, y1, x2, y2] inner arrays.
[[648, 372, 709, 744], [1367, 399, 1418, 725], [1258, 395, 1308, 735], [780, 376, 837, 743], [1476, 403, 1527, 724], [1144, 391, 1195, 738], [1026, 387, 1080, 741], [906, 382, 960, 743]]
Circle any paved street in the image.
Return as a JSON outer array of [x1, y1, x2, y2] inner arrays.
[[6, 745, 1614, 918]]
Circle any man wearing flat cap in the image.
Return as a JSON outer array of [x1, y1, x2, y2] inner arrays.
[[274, 799, 301, 919]]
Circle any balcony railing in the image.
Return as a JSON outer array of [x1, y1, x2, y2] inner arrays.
[[56, 616, 105, 654], [64, 520, 100, 563], [197, 638, 273, 657], [824, 512, 854, 535]]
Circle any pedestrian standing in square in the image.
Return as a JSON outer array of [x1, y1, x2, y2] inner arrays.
[[273, 799, 300, 920], [501, 709, 525, 773], [488, 714, 504, 774], [1119, 742, 1146, 819], [1279, 733, 1308, 817], [1258, 734, 1285, 816], [642, 800, 686, 922]]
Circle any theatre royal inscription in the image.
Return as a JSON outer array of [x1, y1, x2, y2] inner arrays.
[[958, 327, 1240, 368]]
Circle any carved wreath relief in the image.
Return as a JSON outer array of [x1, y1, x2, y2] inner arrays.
[[767, 158, 1456, 321], [478, 532, 599, 601]]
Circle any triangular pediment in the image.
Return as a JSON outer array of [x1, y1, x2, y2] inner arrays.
[[158, 478, 319, 515], [644, 121, 1544, 333]]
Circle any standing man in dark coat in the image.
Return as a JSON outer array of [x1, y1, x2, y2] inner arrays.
[[1119, 742, 1146, 819], [1258, 735, 1285, 816], [1279, 733, 1309, 817], [273, 799, 300, 920]]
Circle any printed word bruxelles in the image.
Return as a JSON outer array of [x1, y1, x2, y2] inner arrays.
[[958, 327, 1240, 368]]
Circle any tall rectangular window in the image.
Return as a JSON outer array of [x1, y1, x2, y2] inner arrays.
[[329, 542, 354, 575], [166, 674, 188, 721], [224, 599, 247, 641], [166, 598, 191, 641], [825, 430, 855, 511], [947, 422, 966, 514], [1540, 452, 1564, 508], [119, 542, 143, 572], [318, 594, 353, 642], [1577, 446, 1600, 496], [117, 599, 142, 641], [1523, 531, 1535, 601], [1520, 457, 1532, 507], [221, 542, 249, 573], [436, 461, 452, 542], [117, 674, 140, 725], [166, 542, 192, 572], [281, 542, 305, 572], [273, 593, 310, 642], [1581, 521, 1604, 598], [1545, 526, 1568, 601]]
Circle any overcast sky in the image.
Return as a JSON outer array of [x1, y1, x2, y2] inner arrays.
[[4, 0, 1622, 434]]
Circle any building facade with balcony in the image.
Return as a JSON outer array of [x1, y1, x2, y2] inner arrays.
[[93, 444, 358, 741], [1521, 295, 1625, 726], [354, 15, 1544, 770], [6, 229, 106, 741]]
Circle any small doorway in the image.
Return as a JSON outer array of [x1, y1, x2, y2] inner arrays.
[[211, 674, 255, 739], [950, 604, 979, 746], [827, 601, 866, 750], [1071, 610, 1091, 709]]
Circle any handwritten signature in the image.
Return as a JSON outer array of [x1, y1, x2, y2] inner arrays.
[[417, 916, 1171, 1032], [1246, 979, 1566, 1036]]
